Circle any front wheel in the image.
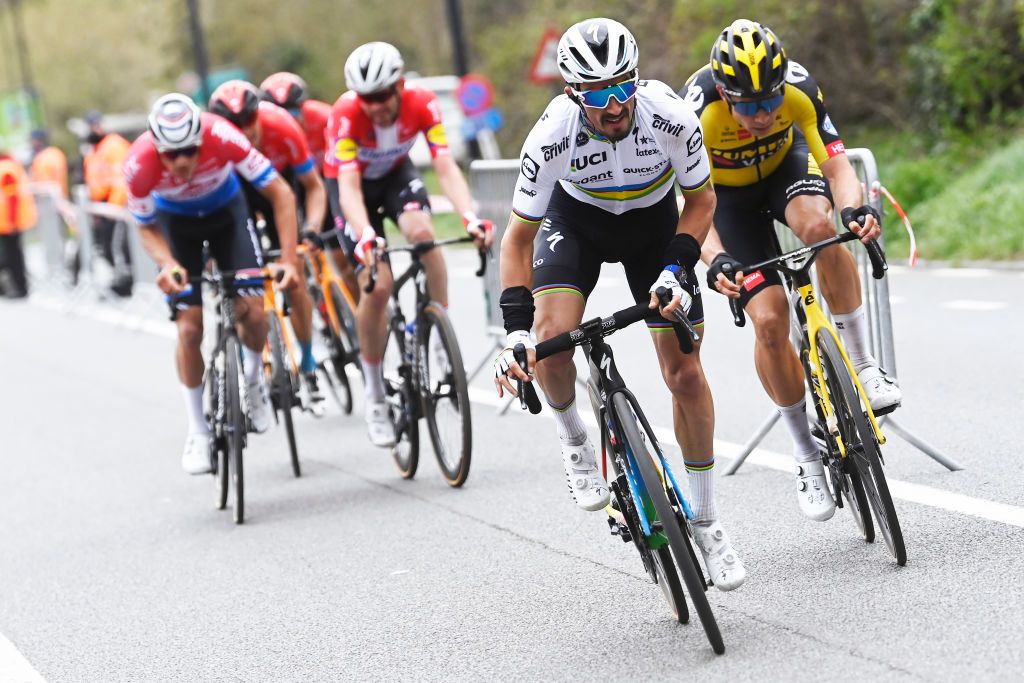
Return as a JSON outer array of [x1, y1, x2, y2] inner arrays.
[[268, 314, 300, 478], [205, 370, 228, 511], [421, 303, 472, 487], [817, 330, 905, 565], [613, 394, 724, 654], [225, 336, 246, 524]]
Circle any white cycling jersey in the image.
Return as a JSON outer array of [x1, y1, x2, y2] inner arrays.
[[511, 79, 711, 222]]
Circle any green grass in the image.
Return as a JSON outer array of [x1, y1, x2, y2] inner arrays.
[[859, 126, 1024, 261]]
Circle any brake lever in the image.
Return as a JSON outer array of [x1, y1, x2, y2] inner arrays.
[[512, 343, 542, 414], [654, 286, 694, 354], [718, 262, 747, 327]]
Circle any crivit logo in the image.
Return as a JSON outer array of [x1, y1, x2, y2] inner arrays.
[[572, 151, 607, 171], [652, 114, 684, 136], [542, 135, 570, 161]]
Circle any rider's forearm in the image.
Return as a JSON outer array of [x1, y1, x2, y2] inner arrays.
[[299, 171, 326, 232], [700, 224, 728, 265], [499, 218, 537, 291], [263, 176, 298, 259], [433, 155, 474, 217], [823, 155, 865, 217], [676, 183, 716, 245], [338, 171, 373, 230], [138, 223, 175, 268]]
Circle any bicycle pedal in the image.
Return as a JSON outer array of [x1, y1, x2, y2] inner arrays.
[[869, 402, 900, 418]]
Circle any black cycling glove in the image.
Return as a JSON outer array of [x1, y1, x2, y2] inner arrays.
[[706, 252, 744, 292], [840, 205, 881, 230]]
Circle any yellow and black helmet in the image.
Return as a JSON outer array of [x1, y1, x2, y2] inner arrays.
[[710, 19, 788, 98]]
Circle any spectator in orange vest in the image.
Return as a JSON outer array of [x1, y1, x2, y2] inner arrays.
[[30, 129, 80, 283], [83, 110, 133, 297], [0, 150, 38, 298]]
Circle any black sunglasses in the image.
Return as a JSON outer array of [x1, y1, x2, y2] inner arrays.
[[162, 146, 200, 160], [359, 87, 397, 104]]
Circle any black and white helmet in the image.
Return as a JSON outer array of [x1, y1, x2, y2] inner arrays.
[[557, 18, 639, 86], [148, 93, 202, 152], [344, 42, 404, 94]]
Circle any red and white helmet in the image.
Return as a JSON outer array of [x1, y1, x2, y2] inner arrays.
[[208, 80, 262, 128], [260, 72, 309, 111], [344, 42, 404, 94], [148, 93, 202, 152]]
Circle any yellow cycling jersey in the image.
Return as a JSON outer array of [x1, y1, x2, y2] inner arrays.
[[680, 62, 847, 187]]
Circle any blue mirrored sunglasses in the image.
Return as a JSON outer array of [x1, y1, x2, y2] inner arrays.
[[730, 92, 785, 116], [574, 78, 638, 108]]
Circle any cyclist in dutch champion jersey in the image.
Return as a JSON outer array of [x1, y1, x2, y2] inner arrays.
[[493, 18, 746, 592], [683, 20, 901, 522]]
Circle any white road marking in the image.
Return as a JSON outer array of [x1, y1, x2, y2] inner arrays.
[[0, 634, 45, 683], [468, 387, 1024, 530], [942, 300, 1008, 311]]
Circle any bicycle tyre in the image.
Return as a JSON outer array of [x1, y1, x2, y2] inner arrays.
[[206, 370, 228, 510], [817, 331, 905, 565], [327, 282, 357, 414], [613, 393, 724, 653], [269, 315, 301, 478], [225, 336, 245, 524], [421, 303, 472, 487], [382, 320, 419, 478]]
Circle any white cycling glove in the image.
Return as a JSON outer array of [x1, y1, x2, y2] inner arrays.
[[650, 265, 693, 315], [353, 226, 383, 265], [494, 330, 535, 381]]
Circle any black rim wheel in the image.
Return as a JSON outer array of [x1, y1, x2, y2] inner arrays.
[[269, 315, 301, 478], [421, 304, 472, 487], [382, 319, 419, 478], [226, 337, 245, 524]]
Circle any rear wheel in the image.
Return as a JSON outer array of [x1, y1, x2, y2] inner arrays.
[[817, 330, 905, 565], [421, 303, 472, 487], [268, 315, 300, 477], [205, 369, 228, 510], [225, 336, 246, 524], [614, 393, 724, 654], [382, 318, 419, 478], [327, 282, 357, 414]]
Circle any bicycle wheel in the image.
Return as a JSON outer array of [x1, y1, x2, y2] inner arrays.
[[421, 303, 472, 487], [382, 319, 419, 478], [613, 393, 724, 654], [269, 315, 300, 478], [225, 336, 246, 524], [817, 331, 905, 565], [326, 282, 357, 414], [205, 369, 228, 510]]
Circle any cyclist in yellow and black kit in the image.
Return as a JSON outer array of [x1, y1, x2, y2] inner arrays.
[[681, 19, 902, 523]]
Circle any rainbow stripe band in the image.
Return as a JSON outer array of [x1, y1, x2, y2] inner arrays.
[[685, 457, 715, 472], [512, 208, 543, 224], [533, 284, 584, 299], [647, 318, 704, 331], [680, 175, 711, 193], [572, 166, 675, 202]]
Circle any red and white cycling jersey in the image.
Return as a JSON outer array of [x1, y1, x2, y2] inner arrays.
[[124, 113, 277, 224], [324, 84, 449, 180], [299, 99, 332, 172], [253, 101, 314, 176]]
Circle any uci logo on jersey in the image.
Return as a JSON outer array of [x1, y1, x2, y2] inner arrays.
[[572, 151, 607, 172]]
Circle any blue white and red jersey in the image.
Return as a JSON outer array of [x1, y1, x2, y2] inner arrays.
[[124, 112, 277, 224]]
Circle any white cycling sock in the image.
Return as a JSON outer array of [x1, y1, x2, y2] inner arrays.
[[241, 345, 262, 384], [778, 399, 819, 463], [362, 357, 385, 403], [685, 458, 717, 524], [832, 305, 874, 372], [548, 397, 587, 446], [181, 384, 209, 435]]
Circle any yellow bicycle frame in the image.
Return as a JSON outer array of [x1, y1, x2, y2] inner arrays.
[[305, 246, 357, 344], [798, 282, 886, 457]]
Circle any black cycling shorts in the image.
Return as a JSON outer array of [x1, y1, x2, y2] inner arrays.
[[337, 158, 431, 262], [531, 184, 704, 329], [157, 190, 264, 307], [713, 128, 834, 306], [240, 169, 298, 255]]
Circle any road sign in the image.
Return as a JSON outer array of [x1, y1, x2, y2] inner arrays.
[[529, 28, 561, 84], [456, 74, 494, 117]]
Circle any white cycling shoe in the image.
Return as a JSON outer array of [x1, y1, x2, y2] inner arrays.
[[181, 432, 213, 475], [301, 372, 327, 418], [795, 460, 837, 522], [365, 401, 397, 448], [692, 520, 747, 592], [561, 439, 610, 511], [248, 376, 273, 434], [858, 365, 902, 413]]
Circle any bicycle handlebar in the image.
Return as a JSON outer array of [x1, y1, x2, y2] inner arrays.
[[363, 235, 490, 294], [165, 270, 272, 321]]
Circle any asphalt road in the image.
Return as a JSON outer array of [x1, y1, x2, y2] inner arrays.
[[1, 251, 1022, 681]]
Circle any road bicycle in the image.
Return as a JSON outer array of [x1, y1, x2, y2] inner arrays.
[[366, 236, 487, 487], [514, 288, 726, 654], [167, 255, 270, 524], [725, 230, 906, 565]]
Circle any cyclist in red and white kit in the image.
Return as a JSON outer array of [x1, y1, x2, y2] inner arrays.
[[209, 80, 327, 414], [259, 72, 360, 299], [124, 93, 300, 474], [326, 41, 493, 447]]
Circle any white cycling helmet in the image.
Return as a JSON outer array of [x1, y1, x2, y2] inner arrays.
[[344, 42, 405, 94], [148, 93, 203, 152], [557, 18, 639, 85]]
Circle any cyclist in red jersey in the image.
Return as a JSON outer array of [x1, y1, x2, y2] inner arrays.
[[260, 72, 360, 300], [124, 93, 300, 474], [210, 80, 327, 413], [326, 41, 493, 447]]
